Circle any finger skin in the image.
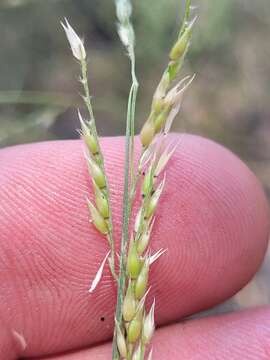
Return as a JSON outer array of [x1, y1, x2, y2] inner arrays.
[[41, 306, 270, 360], [0, 134, 269, 358]]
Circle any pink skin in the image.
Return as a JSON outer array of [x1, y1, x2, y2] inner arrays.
[[0, 134, 269, 360]]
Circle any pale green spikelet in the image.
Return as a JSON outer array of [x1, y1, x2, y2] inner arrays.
[[153, 104, 172, 132], [142, 299, 155, 344], [142, 166, 154, 198], [145, 177, 165, 219], [139, 0, 195, 149], [137, 218, 155, 255], [123, 280, 137, 322], [135, 257, 150, 300], [169, 19, 194, 60], [127, 238, 142, 279], [140, 119, 155, 148], [78, 111, 99, 155], [87, 198, 108, 235], [93, 181, 109, 219], [86, 156, 106, 189], [116, 322, 128, 358], [127, 306, 143, 343]]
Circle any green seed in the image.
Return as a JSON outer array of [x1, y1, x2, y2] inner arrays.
[[85, 133, 98, 155], [137, 231, 150, 255], [88, 158, 106, 189], [127, 241, 142, 279], [94, 183, 109, 219], [79, 113, 99, 155], [152, 98, 165, 114], [154, 105, 171, 133], [127, 317, 142, 343], [142, 169, 153, 198], [169, 26, 191, 61], [140, 120, 155, 148], [154, 112, 167, 133], [123, 281, 137, 322], [135, 259, 149, 300], [145, 197, 157, 219], [87, 199, 108, 235]]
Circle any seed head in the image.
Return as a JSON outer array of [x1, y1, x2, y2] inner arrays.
[[87, 199, 108, 235], [61, 18, 86, 61]]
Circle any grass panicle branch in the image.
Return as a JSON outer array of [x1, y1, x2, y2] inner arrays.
[[140, 0, 196, 149], [62, 19, 116, 279], [113, 1, 195, 360], [62, 1, 196, 359]]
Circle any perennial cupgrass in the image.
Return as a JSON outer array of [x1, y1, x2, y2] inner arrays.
[[62, 1, 196, 358]]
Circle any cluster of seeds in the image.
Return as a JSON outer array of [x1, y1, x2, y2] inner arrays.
[[140, 8, 196, 149], [80, 115, 109, 236], [116, 143, 170, 358], [62, 18, 115, 276], [114, 2, 196, 358], [62, 0, 196, 358]]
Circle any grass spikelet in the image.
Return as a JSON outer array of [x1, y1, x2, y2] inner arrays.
[[142, 299, 155, 345]]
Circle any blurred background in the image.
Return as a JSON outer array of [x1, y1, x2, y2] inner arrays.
[[0, 0, 269, 313]]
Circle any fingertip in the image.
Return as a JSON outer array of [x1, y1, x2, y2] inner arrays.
[[149, 133, 270, 321], [0, 135, 269, 358]]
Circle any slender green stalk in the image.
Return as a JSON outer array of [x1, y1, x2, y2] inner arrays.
[[129, 49, 139, 190], [112, 83, 136, 360], [112, 2, 139, 358]]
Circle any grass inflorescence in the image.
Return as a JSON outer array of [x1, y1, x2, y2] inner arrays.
[[62, 1, 196, 359]]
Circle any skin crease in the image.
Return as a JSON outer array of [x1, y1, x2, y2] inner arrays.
[[0, 134, 269, 359]]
